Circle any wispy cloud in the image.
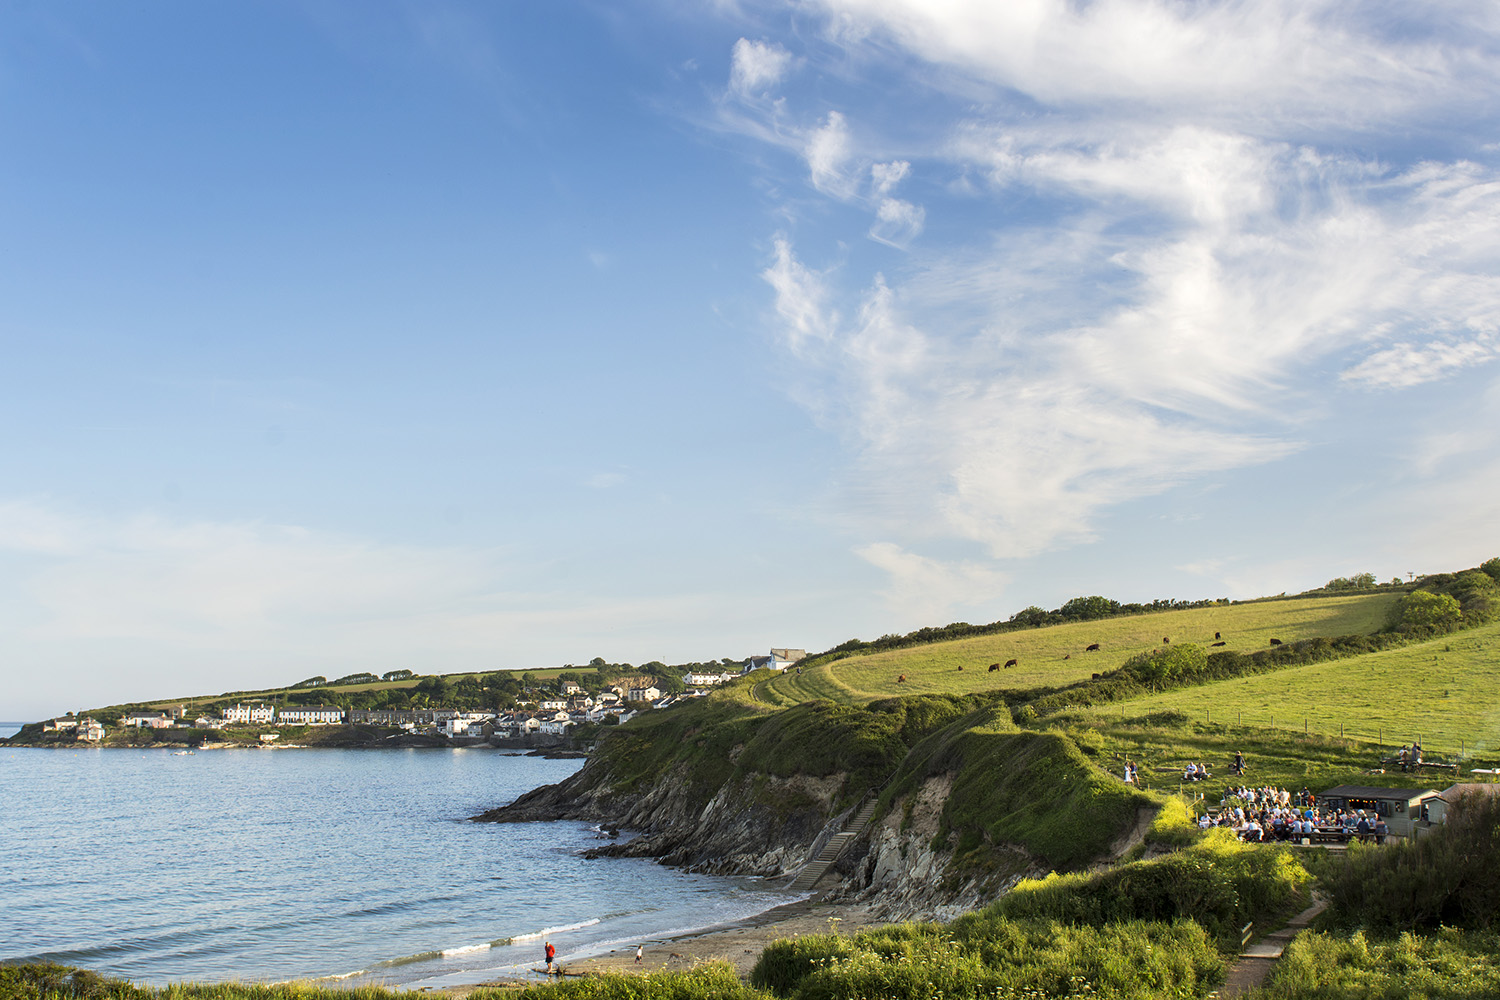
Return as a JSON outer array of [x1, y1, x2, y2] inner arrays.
[[726, 0, 1500, 610]]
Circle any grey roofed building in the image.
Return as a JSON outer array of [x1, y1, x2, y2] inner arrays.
[[1317, 785, 1436, 836], [1422, 783, 1500, 825]]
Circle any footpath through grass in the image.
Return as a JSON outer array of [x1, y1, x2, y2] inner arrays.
[[759, 593, 1398, 708]]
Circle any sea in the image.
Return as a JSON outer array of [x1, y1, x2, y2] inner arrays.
[[0, 738, 800, 989]]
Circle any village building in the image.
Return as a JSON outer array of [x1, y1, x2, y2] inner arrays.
[[1419, 783, 1500, 826], [742, 648, 806, 674], [121, 711, 175, 729], [1317, 784, 1436, 838], [42, 716, 79, 733], [222, 703, 276, 725], [277, 705, 346, 726], [76, 718, 105, 742], [560, 681, 583, 695], [625, 685, 661, 703]]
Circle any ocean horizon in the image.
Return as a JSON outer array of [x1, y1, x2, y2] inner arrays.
[[0, 746, 799, 989]]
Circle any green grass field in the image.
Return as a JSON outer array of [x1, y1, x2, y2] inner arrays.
[[757, 592, 1399, 708], [1091, 621, 1500, 760]]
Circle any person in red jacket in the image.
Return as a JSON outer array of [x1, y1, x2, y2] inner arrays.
[[544, 941, 556, 973]]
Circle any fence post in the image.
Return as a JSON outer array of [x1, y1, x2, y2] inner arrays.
[[1340, 723, 1343, 738]]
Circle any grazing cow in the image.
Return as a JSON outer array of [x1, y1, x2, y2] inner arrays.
[[1269, 638, 1283, 646], [897, 674, 907, 683], [957, 665, 964, 671], [1091, 672, 1102, 680], [1211, 641, 1227, 647], [1004, 658, 1018, 668], [1085, 643, 1101, 652], [1163, 637, 1170, 644], [988, 663, 1000, 672], [1064, 654, 1070, 660], [1214, 631, 1222, 640]]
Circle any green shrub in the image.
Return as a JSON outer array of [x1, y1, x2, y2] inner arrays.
[[1320, 789, 1500, 932], [763, 918, 1221, 1000], [1246, 927, 1500, 999], [1389, 590, 1463, 632], [1145, 796, 1203, 849], [492, 963, 768, 1000], [980, 830, 1310, 947]]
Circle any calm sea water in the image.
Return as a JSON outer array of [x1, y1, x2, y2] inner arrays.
[[0, 746, 797, 989]]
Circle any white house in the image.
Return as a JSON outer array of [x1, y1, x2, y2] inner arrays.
[[223, 703, 276, 725], [121, 712, 174, 729], [743, 648, 807, 674], [682, 672, 725, 687], [539, 699, 567, 711], [277, 705, 345, 726], [441, 712, 496, 738], [626, 686, 661, 703], [76, 718, 105, 742], [561, 681, 583, 695], [42, 716, 79, 732]]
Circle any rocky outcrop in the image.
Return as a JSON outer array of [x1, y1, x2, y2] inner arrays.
[[825, 776, 1045, 921], [476, 759, 854, 877]]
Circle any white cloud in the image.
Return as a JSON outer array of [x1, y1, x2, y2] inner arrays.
[[870, 160, 910, 196], [805, 0, 1488, 128], [855, 541, 1008, 622], [805, 110, 854, 196], [730, 37, 793, 96], [869, 197, 924, 248]]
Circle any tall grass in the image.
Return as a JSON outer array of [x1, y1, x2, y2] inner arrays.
[[752, 918, 1223, 999], [0, 964, 405, 1000], [482, 963, 768, 1000], [1244, 927, 1500, 1000]]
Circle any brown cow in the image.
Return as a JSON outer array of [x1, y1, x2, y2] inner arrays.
[[897, 674, 907, 683], [988, 663, 1000, 672], [1004, 658, 1018, 668], [1064, 654, 1071, 660], [1162, 637, 1170, 644], [1211, 641, 1227, 647], [1214, 631, 1222, 640], [1085, 643, 1101, 651], [1269, 638, 1282, 646]]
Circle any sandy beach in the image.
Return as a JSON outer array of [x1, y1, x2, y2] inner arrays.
[[424, 897, 883, 996]]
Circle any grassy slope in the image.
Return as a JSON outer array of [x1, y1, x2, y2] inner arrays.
[[1095, 621, 1500, 756], [758, 593, 1398, 708]]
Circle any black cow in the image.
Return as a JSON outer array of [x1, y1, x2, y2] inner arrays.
[[1004, 658, 1018, 668], [1269, 638, 1283, 646], [1085, 643, 1101, 652], [988, 663, 1000, 672], [1211, 641, 1227, 647], [1214, 631, 1222, 640], [1091, 672, 1102, 680]]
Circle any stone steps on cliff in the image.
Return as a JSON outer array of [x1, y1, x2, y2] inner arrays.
[[790, 796, 882, 891]]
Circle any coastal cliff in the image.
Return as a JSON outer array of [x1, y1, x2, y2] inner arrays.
[[474, 687, 1158, 919]]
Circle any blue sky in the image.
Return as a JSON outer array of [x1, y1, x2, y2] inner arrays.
[[3, 1, 1498, 719]]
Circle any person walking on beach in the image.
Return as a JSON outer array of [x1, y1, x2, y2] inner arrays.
[[544, 940, 556, 974], [635, 944, 643, 964]]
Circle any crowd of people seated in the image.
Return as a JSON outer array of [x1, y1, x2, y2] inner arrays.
[[1197, 789, 1391, 844], [1182, 762, 1212, 781]]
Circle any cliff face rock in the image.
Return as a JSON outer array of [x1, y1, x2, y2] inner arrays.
[[474, 757, 854, 878], [826, 776, 1044, 921]]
